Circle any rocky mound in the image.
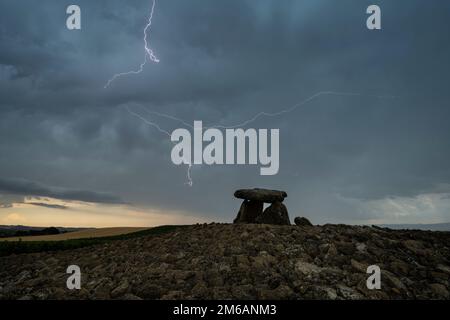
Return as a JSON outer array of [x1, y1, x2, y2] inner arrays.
[[0, 223, 449, 300]]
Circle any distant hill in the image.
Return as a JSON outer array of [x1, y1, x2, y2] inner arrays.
[[379, 222, 450, 232], [0, 225, 86, 238], [0, 227, 149, 242], [0, 225, 85, 232]]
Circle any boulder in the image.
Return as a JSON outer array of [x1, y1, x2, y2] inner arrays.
[[233, 200, 263, 223], [234, 188, 287, 203], [294, 216, 313, 227], [255, 202, 291, 225]]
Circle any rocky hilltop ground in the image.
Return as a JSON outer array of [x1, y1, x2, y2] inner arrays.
[[0, 223, 449, 300]]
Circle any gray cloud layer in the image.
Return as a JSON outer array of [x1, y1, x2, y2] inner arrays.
[[27, 202, 68, 210], [0, 0, 450, 223], [0, 178, 123, 204]]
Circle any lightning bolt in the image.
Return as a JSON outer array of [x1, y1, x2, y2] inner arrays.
[[125, 106, 193, 186], [125, 91, 398, 186], [104, 0, 160, 89], [209, 91, 397, 129], [104, 0, 397, 186]]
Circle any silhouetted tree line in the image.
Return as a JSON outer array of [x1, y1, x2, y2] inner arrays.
[[0, 227, 65, 238]]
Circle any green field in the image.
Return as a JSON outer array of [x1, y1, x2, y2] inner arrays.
[[0, 225, 184, 257]]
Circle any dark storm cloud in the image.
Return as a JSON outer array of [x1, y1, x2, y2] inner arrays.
[[0, 0, 450, 224], [0, 178, 123, 204], [28, 202, 68, 210]]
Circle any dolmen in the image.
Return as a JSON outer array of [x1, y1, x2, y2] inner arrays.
[[233, 188, 290, 225]]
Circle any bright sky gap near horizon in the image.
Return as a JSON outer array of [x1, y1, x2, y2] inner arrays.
[[1, 0, 450, 227]]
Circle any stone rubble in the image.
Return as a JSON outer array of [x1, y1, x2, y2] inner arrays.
[[0, 223, 449, 300]]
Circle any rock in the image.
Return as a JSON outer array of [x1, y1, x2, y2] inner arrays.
[[233, 200, 263, 223], [17, 270, 31, 283], [218, 262, 231, 273], [255, 202, 290, 225], [191, 282, 208, 298], [295, 261, 321, 274], [350, 259, 367, 273], [294, 217, 313, 227], [403, 240, 426, 256], [337, 285, 364, 299], [336, 242, 355, 255], [94, 282, 113, 299], [310, 286, 339, 299], [205, 270, 224, 287], [356, 242, 367, 253], [111, 280, 129, 298], [33, 290, 49, 300], [437, 264, 450, 274], [78, 288, 90, 299], [121, 293, 143, 300], [161, 290, 184, 300], [235, 255, 249, 265], [429, 283, 449, 298], [430, 271, 448, 282], [45, 257, 59, 265], [234, 188, 287, 203], [231, 285, 255, 299], [239, 231, 249, 239], [138, 284, 163, 299], [50, 287, 66, 299], [252, 252, 277, 269], [324, 244, 338, 261], [271, 285, 294, 299], [384, 271, 407, 292], [390, 260, 410, 275], [322, 287, 338, 300], [259, 285, 294, 299]]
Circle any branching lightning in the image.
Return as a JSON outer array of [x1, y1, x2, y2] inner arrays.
[[129, 91, 397, 131], [126, 91, 397, 186], [125, 106, 193, 186], [209, 91, 397, 129], [104, 0, 160, 89], [106, 1, 398, 186]]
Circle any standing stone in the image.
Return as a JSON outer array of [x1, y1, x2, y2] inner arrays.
[[255, 202, 290, 225], [234, 189, 287, 203], [233, 188, 290, 225], [233, 200, 264, 224]]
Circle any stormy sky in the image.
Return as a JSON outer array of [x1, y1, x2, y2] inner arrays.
[[1, 0, 450, 227]]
